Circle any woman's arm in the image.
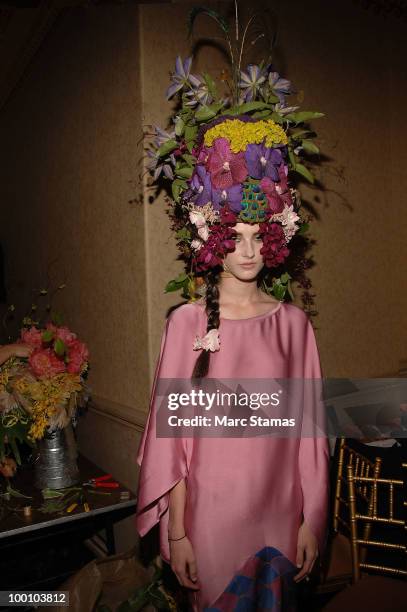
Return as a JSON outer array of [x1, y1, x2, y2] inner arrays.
[[168, 478, 199, 590], [0, 343, 33, 366], [168, 478, 187, 538]]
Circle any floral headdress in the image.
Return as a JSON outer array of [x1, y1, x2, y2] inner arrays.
[[146, 5, 323, 359]]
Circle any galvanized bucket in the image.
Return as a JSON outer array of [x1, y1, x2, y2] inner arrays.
[[34, 423, 79, 490]]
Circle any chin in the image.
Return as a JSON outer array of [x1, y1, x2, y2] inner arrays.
[[233, 265, 263, 281]]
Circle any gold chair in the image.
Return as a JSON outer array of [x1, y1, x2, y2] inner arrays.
[[316, 438, 382, 593], [347, 463, 406, 581], [322, 462, 407, 611]]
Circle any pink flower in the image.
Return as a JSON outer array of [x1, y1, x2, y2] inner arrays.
[[29, 348, 66, 378], [55, 326, 77, 347], [194, 225, 236, 271], [193, 329, 221, 352], [66, 340, 89, 374], [20, 326, 43, 349], [259, 222, 290, 268], [260, 177, 285, 214], [207, 138, 247, 189]]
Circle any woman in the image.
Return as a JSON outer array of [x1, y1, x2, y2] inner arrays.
[[136, 115, 329, 611], [136, 232, 329, 611]]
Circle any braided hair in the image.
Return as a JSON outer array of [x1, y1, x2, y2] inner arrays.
[[191, 268, 221, 379]]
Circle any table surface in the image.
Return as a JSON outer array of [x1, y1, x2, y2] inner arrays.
[[0, 454, 136, 540]]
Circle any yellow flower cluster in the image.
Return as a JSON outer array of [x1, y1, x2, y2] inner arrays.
[[204, 119, 288, 152], [14, 373, 82, 440]]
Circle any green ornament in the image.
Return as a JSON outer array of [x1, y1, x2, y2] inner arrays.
[[238, 180, 269, 223]]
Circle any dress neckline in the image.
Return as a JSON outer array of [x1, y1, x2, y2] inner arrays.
[[191, 300, 282, 322]]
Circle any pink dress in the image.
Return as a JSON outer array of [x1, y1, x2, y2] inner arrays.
[[136, 301, 329, 610]]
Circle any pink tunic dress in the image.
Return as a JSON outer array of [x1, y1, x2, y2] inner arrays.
[[136, 301, 329, 610]]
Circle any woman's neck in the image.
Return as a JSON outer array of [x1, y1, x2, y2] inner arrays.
[[218, 276, 262, 305]]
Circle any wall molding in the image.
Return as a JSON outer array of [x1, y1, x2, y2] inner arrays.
[[89, 394, 147, 433]]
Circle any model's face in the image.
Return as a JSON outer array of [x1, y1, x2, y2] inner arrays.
[[223, 223, 264, 281]]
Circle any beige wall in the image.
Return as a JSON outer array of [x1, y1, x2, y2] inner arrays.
[[0, 0, 406, 551]]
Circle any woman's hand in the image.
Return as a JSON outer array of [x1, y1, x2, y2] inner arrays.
[[293, 521, 319, 582], [169, 535, 200, 590], [0, 343, 33, 366]]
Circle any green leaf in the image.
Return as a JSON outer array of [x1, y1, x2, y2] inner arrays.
[[174, 118, 185, 137], [252, 110, 273, 119], [203, 72, 217, 98], [181, 153, 196, 166], [176, 166, 193, 179], [298, 223, 309, 235], [301, 140, 320, 155], [195, 103, 223, 122], [288, 149, 297, 169], [184, 125, 198, 152], [176, 228, 191, 243], [51, 311, 64, 326], [171, 181, 182, 202], [188, 7, 229, 37], [294, 163, 315, 184], [272, 283, 286, 301], [54, 338, 66, 357], [280, 272, 291, 284], [42, 329, 54, 343], [284, 111, 324, 124], [289, 129, 314, 140], [165, 274, 190, 293], [157, 139, 178, 157], [174, 272, 189, 283], [270, 112, 284, 124], [234, 101, 271, 114]]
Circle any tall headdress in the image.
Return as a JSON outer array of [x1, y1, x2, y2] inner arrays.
[[145, 4, 324, 371]]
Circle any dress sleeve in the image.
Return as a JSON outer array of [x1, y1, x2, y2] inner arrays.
[[135, 308, 196, 561], [298, 318, 330, 554]]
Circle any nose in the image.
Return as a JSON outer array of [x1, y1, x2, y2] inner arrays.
[[241, 238, 255, 259]]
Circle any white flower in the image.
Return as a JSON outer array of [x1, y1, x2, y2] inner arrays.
[[193, 329, 221, 352], [189, 210, 207, 229], [189, 210, 210, 242], [191, 239, 204, 251], [197, 225, 209, 241]]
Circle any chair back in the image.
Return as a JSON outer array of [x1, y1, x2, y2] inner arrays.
[[347, 463, 406, 581], [333, 438, 382, 534]]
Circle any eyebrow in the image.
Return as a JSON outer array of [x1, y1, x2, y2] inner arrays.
[[234, 230, 261, 236]]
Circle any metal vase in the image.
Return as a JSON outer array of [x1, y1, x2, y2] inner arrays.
[[34, 423, 79, 490]]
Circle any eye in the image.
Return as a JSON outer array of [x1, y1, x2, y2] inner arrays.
[[232, 235, 241, 242], [254, 234, 262, 241]]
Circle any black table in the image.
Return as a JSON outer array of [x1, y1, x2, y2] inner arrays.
[[0, 454, 137, 593]]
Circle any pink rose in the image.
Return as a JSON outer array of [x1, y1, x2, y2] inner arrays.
[[56, 326, 77, 347], [29, 348, 66, 378], [21, 326, 43, 349], [66, 340, 89, 374]]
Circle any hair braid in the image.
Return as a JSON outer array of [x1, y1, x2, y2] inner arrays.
[[191, 268, 221, 379]]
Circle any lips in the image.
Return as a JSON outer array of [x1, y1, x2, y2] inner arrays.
[[240, 263, 257, 268]]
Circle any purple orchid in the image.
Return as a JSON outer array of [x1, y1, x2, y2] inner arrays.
[[268, 71, 292, 107], [189, 165, 243, 212], [184, 76, 213, 108], [212, 184, 243, 213], [166, 56, 201, 100], [245, 144, 283, 181], [146, 149, 174, 181], [154, 126, 176, 148], [239, 64, 266, 102], [189, 166, 213, 206]]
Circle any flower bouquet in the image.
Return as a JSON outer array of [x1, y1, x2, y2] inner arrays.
[[0, 322, 89, 476]]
